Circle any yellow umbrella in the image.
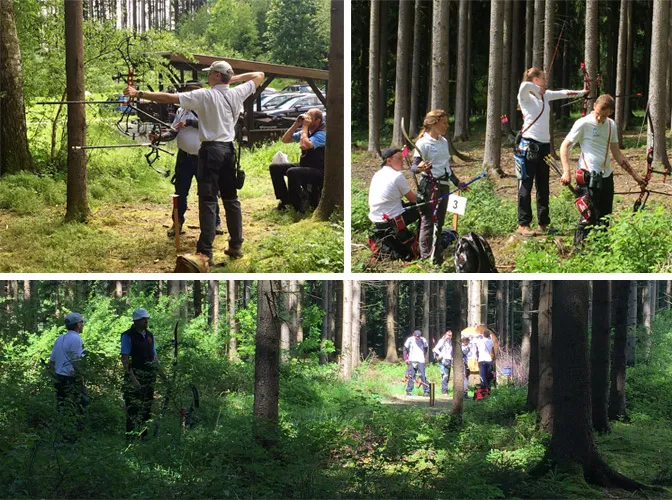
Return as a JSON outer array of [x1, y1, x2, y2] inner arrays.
[[460, 325, 499, 359]]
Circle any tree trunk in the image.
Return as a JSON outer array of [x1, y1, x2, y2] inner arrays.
[[208, 280, 219, 330], [351, 280, 361, 369], [526, 282, 540, 411], [391, 0, 413, 146], [385, 280, 399, 363], [585, 0, 599, 112], [525, 0, 534, 69], [409, 0, 424, 137], [360, 283, 368, 361], [626, 280, 637, 366], [451, 280, 466, 420], [367, 0, 380, 153], [314, 0, 343, 220], [537, 281, 553, 432], [648, 0, 671, 169], [532, 0, 543, 68], [430, 0, 449, 111], [193, 280, 202, 317], [509, 0, 523, 130], [378, 1, 389, 130], [483, 0, 505, 177], [341, 280, 353, 378], [591, 280, 611, 433], [453, 0, 470, 140], [0, 0, 34, 175], [228, 280, 238, 361], [615, 0, 628, 148], [609, 280, 629, 421], [500, 0, 513, 138], [642, 280, 652, 362], [64, 0, 90, 222], [253, 280, 280, 448], [520, 280, 532, 378], [320, 280, 330, 365], [409, 281, 417, 333]]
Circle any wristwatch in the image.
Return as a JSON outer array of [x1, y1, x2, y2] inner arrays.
[[138, 90, 144, 98]]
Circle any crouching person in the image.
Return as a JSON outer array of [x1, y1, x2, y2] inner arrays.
[[367, 147, 420, 260], [270, 108, 326, 213]]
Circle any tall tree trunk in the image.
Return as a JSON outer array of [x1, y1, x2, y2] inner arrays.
[[0, 0, 34, 175], [378, 1, 389, 129], [526, 282, 540, 411], [520, 280, 532, 378], [591, 280, 611, 433], [483, 0, 505, 177], [430, 0, 449, 111], [351, 280, 361, 369], [193, 280, 202, 317], [253, 280, 280, 449], [451, 280, 466, 420], [320, 280, 330, 365], [453, 0, 470, 140], [524, 0, 534, 69], [537, 281, 553, 432], [314, 0, 343, 220], [228, 280, 238, 361], [208, 280, 219, 330], [642, 280, 652, 362], [585, 0, 599, 112], [648, 0, 671, 169], [367, 0, 380, 153], [532, 0, 543, 68], [615, 0, 629, 148], [409, 0, 424, 137], [391, 0, 413, 146], [551, 280, 646, 490], [360, 284, 368, 361], [626, 280, 637, 366], [500, 0, 513, 138], [296, 280, 304, 343], [64, 0, 89, 222], [385, 280, 399, 363], [341, 280, 353, 378], [409, 281, 417, 333], [509, 0, 523, 130], [609, 280, 629, 421]]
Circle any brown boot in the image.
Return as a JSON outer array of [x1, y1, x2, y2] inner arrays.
[[517, 225, 537, 237], [537, 225, 558, 235]]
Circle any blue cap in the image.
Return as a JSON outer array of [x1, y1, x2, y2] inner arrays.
[[132, 308, 150, 321], [65, 312, 86, 326]]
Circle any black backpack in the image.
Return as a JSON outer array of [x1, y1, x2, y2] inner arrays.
[[454, 232, 498, 273]]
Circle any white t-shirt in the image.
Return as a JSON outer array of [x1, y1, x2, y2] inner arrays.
[[564, 115, 618, 177], [173, 108, 201, 156], [413, 133, 452, 180], [178, 80, 255, 142], [368, 166, 412, 222], [433, 337, 453, 361], [518, 81, 584, 143], [475, 338, 494, 362], [50, 330, 84, 377], [404, 335, 428, 363]]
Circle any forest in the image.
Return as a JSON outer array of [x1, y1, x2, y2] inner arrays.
[[351, 0, 672, 273], [0, 0, 344, 272], [1, 279, 671, 498]]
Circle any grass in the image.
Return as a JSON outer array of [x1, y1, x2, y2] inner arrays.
[[0, 117, 343, 272]]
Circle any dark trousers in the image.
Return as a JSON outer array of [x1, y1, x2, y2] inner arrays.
[[196, 142, 241, 257], [419, 179, 451, 262], [123, 382, 155, 438], [406, 362, 430, 394], [54, 374, 86, 434], [440, 360, 452, 394], [370, 205, 420, 261], [269, 162, 324, 212], [479, 361, 493, 388], [518, 141, 551, 226], [574, 174, 614, 245], [173, 149, 220, 226]]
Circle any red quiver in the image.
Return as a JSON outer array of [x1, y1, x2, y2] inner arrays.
[[575, 194, 592, 224], [576, 169, 589, 186]]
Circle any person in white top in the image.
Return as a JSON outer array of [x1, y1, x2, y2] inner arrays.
[[150, 81, 223, 238], [560, 94, 645, 245], [49, 312, 87, 433], [475, 332, 495, 388], [368, 147, 419, 260], [515, 67, 588, 237], [403, 330, 430, 396], [410, 110, 469, 264], [125, 61, 264, 264], [432, 330, 453, 395]]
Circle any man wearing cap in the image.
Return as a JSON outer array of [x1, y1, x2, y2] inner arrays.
[[121, 308, 162, 439], [125, 61, 264, 263], [269, 107, 327, 212], [49, 312, 87, 433], [402, 330, 430, 396], [367, 147, 419, 260], [150, 80, 223, 238]]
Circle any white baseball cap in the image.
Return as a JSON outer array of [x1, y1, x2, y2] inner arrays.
[[203, 60, 233, 77], [132, 308, 150, 321]]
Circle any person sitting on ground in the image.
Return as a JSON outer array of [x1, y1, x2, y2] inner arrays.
[[367, 147, 420, 261], [150, 80, 224, 238], [432, 330, 453, 395], [269, 108, 326, 212], [403, 329, 430, 396]]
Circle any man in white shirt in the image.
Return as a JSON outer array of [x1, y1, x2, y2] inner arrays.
[[125, 61, 264, 264], [475, 332, 495, 388], [368, 147, 419, 260], [49, 312, 87, 434], [560, 94, 645, 245], [403, 330, 430, 396], [432, 330, 453, 395]]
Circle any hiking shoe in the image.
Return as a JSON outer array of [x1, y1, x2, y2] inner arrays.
[[405, 392, 412, 396], [215, 224, 224, 235], [517, 225, 536, 237], [537, 225, 558, 235], [224, 247, 243, 259], [167, 225, 186, 237], [276, 202, 288, 211]]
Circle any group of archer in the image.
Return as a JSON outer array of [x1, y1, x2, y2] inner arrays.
[[403, 329, 496, 397], [368, 65, 649, 261], [48, 308, 170, 441]]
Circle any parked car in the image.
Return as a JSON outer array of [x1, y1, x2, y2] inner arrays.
[[260, 92, 304, 111], [254, 94, 326, 128], [281, 83, 313, 93]]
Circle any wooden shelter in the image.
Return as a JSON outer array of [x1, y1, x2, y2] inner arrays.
[[158, 53, 329, 145]]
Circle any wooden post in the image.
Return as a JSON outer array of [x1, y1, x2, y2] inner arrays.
[[171, 194, 180, 251], [452, 189, 460, 231], [429, 382, 436, 406]]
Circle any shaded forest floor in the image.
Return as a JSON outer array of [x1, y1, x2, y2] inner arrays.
[[351, 121, 672, 273], [0, 129, 343, 272]]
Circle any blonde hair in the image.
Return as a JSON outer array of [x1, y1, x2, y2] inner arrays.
[[522, 67, 544, 83], [415, 109, 447, 142]]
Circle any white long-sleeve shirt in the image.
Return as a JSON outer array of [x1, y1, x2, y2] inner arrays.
[[517, 81, 584, 143]]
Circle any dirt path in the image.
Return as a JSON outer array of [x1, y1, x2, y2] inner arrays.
[[381, 392, 455, 413]]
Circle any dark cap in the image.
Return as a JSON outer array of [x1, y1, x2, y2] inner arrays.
[[381, 147, 402, 167]]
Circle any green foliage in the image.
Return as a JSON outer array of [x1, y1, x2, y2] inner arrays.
[[207, 0, 261, 59], [0, 173, 66, 214], [459, 178, 516, 237], [351, 178, 370, 234]]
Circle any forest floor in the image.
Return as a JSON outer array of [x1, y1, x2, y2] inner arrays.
[[351, 124, 672, 272], [0, 138, 343, 273]]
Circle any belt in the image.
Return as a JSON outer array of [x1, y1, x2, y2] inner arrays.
[[201, 141, 234, 146], [180, 150, 198, 158]]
